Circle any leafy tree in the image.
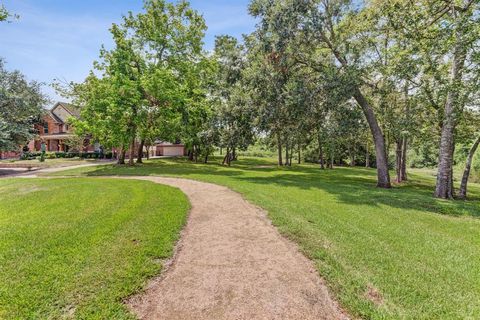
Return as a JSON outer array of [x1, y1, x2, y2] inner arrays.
[[0, 60, 48, 153], [0, 3, 18, 22], [213, 35, 255, 165], [70, 0, 208, 165], [243, 27, 298, 166], [376, 0, 480, 197], [248, 0, 392, 187], [0, 5, 8, 22], [123, 0, 208, 163], [70, 22, 144, 165]]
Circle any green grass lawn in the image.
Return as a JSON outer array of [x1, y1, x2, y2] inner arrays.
[[0, 178, 189, 319], [52, 157, 480, 319], [0, 157, 103, 168]]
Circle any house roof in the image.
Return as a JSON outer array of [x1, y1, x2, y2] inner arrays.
[[52, 102, 81, 117], [48, 111, 64, 124]]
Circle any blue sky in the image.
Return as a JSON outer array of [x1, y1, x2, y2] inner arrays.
[[0, 0, 255, 103]]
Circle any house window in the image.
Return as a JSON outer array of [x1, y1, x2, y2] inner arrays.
[[59, 124, 63, 132], [43, 123, 49, 134]]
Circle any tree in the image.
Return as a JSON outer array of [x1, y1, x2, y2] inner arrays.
[[0, 3, 14, 22], [430, 1, 479, 199], [0, 60, 48, 153], [69, 22, 144, 165], [377, 0, 480, 198], [249, 0, 392, 187], [123, 0, 208, 163], [69, 0, 208, 165], [213, 35, 255, 166], [242, 32, 288, 166], [0, 5, 8, 22], [459, 134, 480, 199]]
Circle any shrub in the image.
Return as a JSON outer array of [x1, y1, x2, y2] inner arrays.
[[20, 152, 41, 160], [46, 152, 56, 159]]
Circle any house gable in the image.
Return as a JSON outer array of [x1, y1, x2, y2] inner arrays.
[[51, 102, 80, 123]]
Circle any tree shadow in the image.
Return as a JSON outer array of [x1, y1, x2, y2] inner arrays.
[[80, 158, 245, 178], [232, 168, 480, 218], [77, 157, 480, 218]]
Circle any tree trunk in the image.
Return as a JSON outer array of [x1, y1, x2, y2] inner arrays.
[[289, 146, 293, 167], [117, 148, 126, 165], [401, 137, 408, 181], [298, 144, 301, 165], [285, 139, 289, 166], [277, 132, 283, 166], [395, 140, 402, 183], [365, 141, 370, 168], [319, 139, 325, 169], [223, 147, 232, 166], [222, 147, 229, 165], [435, 24, 467, 199], [136, 139, 145, 164], [458, 135, 480, 199], [353, 90, 391, 188], [349, 145, 355, 167], [128, 138, 136, 166], [326, 33, 390, 187], [330, 144, 334, 169], [204, 153, 209, 164]]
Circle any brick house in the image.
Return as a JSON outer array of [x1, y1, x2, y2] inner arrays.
[[28, 102, 94, 152], [0, 102, 186, 159]]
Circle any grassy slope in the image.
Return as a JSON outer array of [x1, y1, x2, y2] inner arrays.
[[0, 158, 101, 168], [53, 157, 480, 319], [0, 178, 189, 319]]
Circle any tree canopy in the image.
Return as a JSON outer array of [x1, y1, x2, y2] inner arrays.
[[0, 60, 48, 152], [60, 0, 480, 199]]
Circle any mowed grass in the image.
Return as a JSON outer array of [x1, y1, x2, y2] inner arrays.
[[0, 178, 189, 319], [54, 157, 480, 319], [0, 157, 101, 168]]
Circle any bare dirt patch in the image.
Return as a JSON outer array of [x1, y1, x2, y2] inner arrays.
[[365, 284, 384, 306], [125, 177, 348, 320]]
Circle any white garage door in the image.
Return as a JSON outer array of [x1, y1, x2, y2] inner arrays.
[[163, 146, 184, 156]]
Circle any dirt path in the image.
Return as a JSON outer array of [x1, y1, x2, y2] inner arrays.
[[125, 176, 347, 320]]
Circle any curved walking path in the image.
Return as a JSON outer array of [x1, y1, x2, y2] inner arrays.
[[125, 176, 347, 320]]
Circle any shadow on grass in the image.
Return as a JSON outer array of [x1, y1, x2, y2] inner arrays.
[[79, 157, 480, 218]]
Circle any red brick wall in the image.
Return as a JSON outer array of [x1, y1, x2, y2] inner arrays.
[[0, 151, 20, 159], [36, 115, 62, 135]]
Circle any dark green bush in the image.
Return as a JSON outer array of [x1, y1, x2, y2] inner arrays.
[[20, 152, 39, 160]]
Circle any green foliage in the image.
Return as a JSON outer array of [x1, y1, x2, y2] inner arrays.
[[0, 4, 7, 21], [66, 0, 210, 163], [211, 35, 255, 162], [0, 60, 48, 152], [0, 178, 189, 319], [0, 4, 13, 22]]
